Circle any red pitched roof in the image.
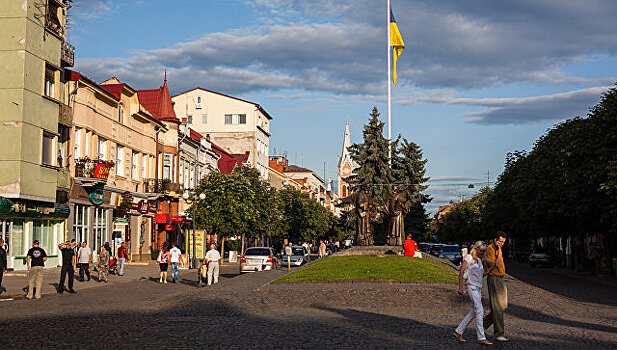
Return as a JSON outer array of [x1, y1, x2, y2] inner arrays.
[[64, 69, 118, 102], [211, 143, 245, 174], [189, 129, 203, 142], [232, 151, 250, 163], [99, 83, 124, 99], [136, 72, 179, 124]]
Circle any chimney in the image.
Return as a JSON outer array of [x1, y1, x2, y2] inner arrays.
[[205, 134, 211, 141]]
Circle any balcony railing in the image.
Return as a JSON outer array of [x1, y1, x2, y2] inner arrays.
[[143, 178, 183, 194], [61, 41, 74, 67], [74, 158, 114, 182]]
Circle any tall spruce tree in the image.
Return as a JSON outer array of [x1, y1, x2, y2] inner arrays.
[[391, 137, 432, 236], [348, 106, 395, 203]]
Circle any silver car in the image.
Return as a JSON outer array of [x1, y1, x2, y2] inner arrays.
[[281, 245, 310, 267], [240, 247, 280, 273]]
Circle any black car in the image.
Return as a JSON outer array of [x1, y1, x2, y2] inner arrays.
[[418, 243, 433, 253], [438, 245, 462, 265], [430, 244, 446, 256]]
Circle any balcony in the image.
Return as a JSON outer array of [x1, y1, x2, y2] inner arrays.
[[59, 104, 72, 126], [61, 41, 74, 67], [74, 158, 114, 186], [143, 178, 183, 194]]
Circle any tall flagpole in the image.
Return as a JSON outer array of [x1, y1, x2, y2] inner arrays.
[[387, 0, 392, 161]]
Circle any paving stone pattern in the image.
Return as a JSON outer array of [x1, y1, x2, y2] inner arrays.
[[1, 261, 616, 349]]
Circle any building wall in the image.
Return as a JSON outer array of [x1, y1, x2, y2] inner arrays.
[[172, 89, 270, 179]]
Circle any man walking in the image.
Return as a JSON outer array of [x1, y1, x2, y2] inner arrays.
[[77, 241, 92, 282], [484, 231, 509, 342], [0, 238, 7, 294], [204, 244, 221, 285], [318, 240, 327, 258], [57, 240, 76, 294], [117, 241, 128, 276], [169, 243, 181, 283], [26, 240, 47, 299]]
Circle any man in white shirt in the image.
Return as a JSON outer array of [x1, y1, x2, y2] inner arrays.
[[77, 241, 92, 282], [204, 244, 221, 285], [169, 243, 182, 283]]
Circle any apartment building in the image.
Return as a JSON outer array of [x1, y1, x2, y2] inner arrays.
[[0, 0, 74, 270], [172, 88, 272, 180]]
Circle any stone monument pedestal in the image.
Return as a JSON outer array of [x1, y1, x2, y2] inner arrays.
[[336, 245, 405, 257]]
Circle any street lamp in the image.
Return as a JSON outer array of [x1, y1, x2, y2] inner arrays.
[[183, 191, 205, 268]]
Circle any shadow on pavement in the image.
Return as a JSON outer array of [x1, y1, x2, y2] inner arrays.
[[508, 302, 617, 334], [507, 262, 617, 306]]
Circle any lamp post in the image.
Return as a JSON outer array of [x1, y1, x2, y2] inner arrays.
[[183, 191, 205, 269]]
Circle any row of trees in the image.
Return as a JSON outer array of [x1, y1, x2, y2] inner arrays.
[[437, 85, 617, 261], [343, 106, 431, 242], [191, 166, 342, 252]]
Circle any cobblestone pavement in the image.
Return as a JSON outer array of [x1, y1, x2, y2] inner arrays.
[[1, 261, 616, 349]]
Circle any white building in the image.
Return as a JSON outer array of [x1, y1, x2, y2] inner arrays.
[[172, 88, 272, 180]]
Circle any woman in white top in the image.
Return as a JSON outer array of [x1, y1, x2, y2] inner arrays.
[[453, 240, 492, 345]]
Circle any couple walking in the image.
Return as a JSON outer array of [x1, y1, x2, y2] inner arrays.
[[454, 231, 508, 345]]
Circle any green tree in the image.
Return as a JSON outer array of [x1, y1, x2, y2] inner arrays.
[[439, 187, 493, 243]]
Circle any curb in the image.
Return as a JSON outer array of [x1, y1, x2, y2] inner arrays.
[[271, 279, 457, 285]]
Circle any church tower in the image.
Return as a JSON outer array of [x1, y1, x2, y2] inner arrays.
[[337, 119, 357, 198]]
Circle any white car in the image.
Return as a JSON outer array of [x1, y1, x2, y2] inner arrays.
[[240, 247, 280, 273]]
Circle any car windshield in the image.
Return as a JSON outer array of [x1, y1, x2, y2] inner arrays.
[[533, 247, 548, 254], [245, 248, 271, 256], [291, 247, 304, 255], [442, 246, 460, 252]]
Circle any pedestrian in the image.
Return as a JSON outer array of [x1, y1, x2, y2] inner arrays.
[[483, 231, 509, 342], [77, 241, 92, 282], [97, 245, 110, 283], [169, 243, 181, 283], [318, 240, 327, 258], [117, 241, 128, 276], [453, 241, 491, 345], [403, 234, 419, 257], [0, 238, 7, 294], [26, 240, 47, 299], [157, 246, 170, 283], [104, 242, 112, 257], [57, 240, 77, 294], [205, 244, 221, 285], [302, 241, 310, 255]]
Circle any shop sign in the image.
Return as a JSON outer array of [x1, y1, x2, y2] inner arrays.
[[131, 200, 150, 214], [113, 217, 129, 224], [93, 163, 112, 180], [88, 188, 105, 205]]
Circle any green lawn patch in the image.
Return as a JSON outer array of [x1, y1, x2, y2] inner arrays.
[[275, 255, 457, 283]]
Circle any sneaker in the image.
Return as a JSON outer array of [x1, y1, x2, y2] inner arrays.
[[479, 339, 492, 345], [164, 280, 168, 284], [452, 331, 466, 343], [494, 336, 509, 342]]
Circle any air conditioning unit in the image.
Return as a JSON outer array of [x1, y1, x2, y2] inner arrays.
[[195, 102, 201, 109]]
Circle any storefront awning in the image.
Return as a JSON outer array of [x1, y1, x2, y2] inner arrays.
[[0, 197, 69, 219]]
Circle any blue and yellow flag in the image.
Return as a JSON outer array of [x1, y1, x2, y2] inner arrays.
[[390, 7, 405, 86]]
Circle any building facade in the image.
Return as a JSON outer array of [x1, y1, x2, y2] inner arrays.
[[172, 88, 272, 180], [0, 0, 74, 270]]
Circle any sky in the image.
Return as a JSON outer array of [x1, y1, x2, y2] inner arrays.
[[69, 0, 617, 214]]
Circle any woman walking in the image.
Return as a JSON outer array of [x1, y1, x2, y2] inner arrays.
[[97, 245, 110, 283], [157, 246, 170, 284], [454, 241, 491, 345]]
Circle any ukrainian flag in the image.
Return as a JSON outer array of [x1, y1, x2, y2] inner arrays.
[[390, 7, 405, 86]]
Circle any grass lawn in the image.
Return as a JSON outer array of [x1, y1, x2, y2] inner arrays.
[[274, 255, 458, 283]]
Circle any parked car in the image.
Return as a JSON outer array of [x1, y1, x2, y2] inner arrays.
[[418, 243, 433, 253], [529, 247, 553, 267], [438, 245, 462, 265], [281, 245, 310, 267], [240, 247, 280, 273], [430, 244, 446, 256]]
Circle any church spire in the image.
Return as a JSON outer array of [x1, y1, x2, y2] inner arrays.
[[338, 118, 353, 169]]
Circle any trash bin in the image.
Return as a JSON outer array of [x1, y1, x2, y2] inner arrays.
[[228, 251, 238, 263]]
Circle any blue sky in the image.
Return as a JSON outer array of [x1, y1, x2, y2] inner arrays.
[[70, 0, 617, 213]]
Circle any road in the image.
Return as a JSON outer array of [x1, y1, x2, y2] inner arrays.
[[1, 260, 616, 349]]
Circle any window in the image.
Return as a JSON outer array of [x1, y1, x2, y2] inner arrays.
[[93, 208, 107, 254], [179, 158, 184, 187], [74, 205, 89, 244], [224, 114, 247, 125], [201, 114, 207, 124], [187, 115, 193, 125], [131, 152, 139, 179], [142, 155, 147, 179], [74, 128, 82, 159], [116, 145, 124, 176], [196, 96, 202, 109], [85, 131, 90, 158], [42, 132, 55, 166], [117, 104, 123, 123], [163, 154, 171, 180], [97, 138, 106, 160], [44, 64, 56, 98], [58, 125, 69, 167], [33, 220, 53, 254]]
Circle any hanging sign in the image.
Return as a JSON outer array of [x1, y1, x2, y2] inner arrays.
[[88, 188, 105, 205]]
